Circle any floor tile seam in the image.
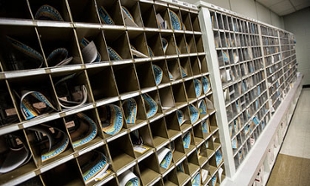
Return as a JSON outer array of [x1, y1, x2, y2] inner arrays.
[[279, 151, 310, 160]]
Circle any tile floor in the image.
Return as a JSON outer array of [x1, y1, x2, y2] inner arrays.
[[267, 88, 310, 185]]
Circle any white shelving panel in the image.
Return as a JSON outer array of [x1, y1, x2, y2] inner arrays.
[[197, 1, 300, 186]]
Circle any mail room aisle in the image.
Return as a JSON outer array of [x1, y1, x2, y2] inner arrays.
[[267, 88, 310, 186]]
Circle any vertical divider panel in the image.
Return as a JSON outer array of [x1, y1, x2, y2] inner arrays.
[[87, 66, 119, 105], [41, 158, 84, 185], [139, 1, 158, 29], [128, 31, 149, 59], [153, 60, 171, 86], [1, 80, 22, 125], [120, 0, 144, 28], [76, 28, 109, 63], [66, 0, 101, 24], [0, 129, 36, 185], [171, 82, 188, 107], [104, 29, 132, 61], [161, 32, 178, 57], [158, 86, 175, 112], [138, 152, 161, 185], [198, 7, 235, 177], [135, 62, 157, 90], [162, 167, 179, 185], [96, 0, 124, 26]]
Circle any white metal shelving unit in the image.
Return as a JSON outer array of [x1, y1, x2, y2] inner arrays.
[[197, 1, 301, 186]]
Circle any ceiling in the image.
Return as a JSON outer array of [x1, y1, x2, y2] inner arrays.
[[256, 0, 310, 16]]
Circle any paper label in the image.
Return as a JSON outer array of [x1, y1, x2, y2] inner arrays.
[[60, 96, 68, 101], [5, 108, 17, 116], [43, 127, 55, 137], [33, 102, 47, 109], [65, 120, 75, 129]]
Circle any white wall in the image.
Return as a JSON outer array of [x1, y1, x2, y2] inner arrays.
[[284, 7, 310, 85], [195, 0, 231, 10], [183, 0, 284, 28], [256, 2, 272, 24], [230, 0, 257, 19], [271, 12, 284, 28]]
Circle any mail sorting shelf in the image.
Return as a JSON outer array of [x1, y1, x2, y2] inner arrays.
[[207, 8, 270, 171], [198, 3, 298, 181], [261, 25, 298, 116], [279, 30, 298, 96], [0, 0, 226, 186], [261, 25, 284, 114]]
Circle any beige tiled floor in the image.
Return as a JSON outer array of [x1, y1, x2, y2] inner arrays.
[[280, 88, 310, 159]]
